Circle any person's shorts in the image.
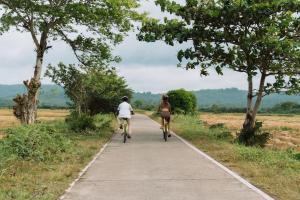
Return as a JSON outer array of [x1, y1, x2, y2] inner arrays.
[[161, 111, 171, 123]]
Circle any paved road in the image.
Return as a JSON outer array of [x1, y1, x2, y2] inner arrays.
[[62, 114, 272, 200]]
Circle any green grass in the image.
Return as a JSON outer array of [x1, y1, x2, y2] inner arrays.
[[0, 115, 115, 200], [150, 113, 300, 200]]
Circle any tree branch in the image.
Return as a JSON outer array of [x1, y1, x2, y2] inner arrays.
[[56, 29, 87, 65]]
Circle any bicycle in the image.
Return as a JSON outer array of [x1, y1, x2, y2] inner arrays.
[[120, 118, 129, 143], [162, 117, 169, 142]]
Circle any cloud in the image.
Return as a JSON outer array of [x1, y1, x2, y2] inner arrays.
[[117, 65, 249, 93], [114, 32, 186, 66], [0, 0, 248, 93], [0, 30, 77, 84]]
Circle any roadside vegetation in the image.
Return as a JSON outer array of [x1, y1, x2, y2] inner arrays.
[[149, 113, 300, 200], [167, 89, 197, 114], [200, 112, 300, 151], [0, 112, 115, 200]]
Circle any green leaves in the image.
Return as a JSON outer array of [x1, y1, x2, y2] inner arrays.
[[139, 0, 300, 95], [45, 62, 132, 115], [0, 0, 142, 65], [167, 89, 197, 114]]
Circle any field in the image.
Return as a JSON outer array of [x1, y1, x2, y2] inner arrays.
[[200, 113, 300, 151], [0, 109, 69, 139]]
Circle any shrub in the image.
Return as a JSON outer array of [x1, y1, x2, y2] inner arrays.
[[93, 114, 113, 130], [209, 123, 225, 129], [236, 121, 271, 147], [0, 122, 72, 162], [167, 89, 197, 114], [66, 112, 114, 134], [208, 123, 233, 141], [66, 112, 96, 132]]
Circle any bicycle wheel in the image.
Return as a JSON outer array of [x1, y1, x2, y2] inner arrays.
[[123, 123, 127, 143], [163, 123, 168, 142]]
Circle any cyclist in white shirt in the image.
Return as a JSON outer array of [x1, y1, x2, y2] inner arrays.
[[117, 96, 134, 138]]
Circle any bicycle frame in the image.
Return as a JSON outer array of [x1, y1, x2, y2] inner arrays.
[[120, 118, 129, 143]]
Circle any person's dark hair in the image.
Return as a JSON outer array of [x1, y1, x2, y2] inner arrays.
[[122, 96, 129, 102], [162, 94, 169, 102], [160, 94, 170, 110]]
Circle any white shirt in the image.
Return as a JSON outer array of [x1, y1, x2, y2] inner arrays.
[[118, 102, 133, 119]]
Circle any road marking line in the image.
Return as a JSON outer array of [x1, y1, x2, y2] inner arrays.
[[59, 141, 110, 200], [148, 115, 274, 200]]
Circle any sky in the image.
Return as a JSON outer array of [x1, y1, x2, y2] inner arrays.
[[0, 0, 251, 93]]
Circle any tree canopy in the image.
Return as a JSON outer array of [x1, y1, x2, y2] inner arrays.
[[167, 89, 197, 114], [46, 63, 132, 115], [0, 0, 142, 123], [139, 0, 300, 92], [0, 0, 142, 65], [138, 0, 300, 144]]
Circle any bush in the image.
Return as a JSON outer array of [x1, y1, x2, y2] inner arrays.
[[66, 112, 114, 134], [66, 112, 96, 132], [0, 122, 72, 162], [167, 89, 197, 114], [208, 123, 233, 141], [93, 114, 114, 130], [236, 121, 271, 147], [209, 123, 225, 129]]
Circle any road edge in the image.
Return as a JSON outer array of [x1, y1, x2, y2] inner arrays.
[[59, 139, 111, 200], [147, 115, 275, 200]]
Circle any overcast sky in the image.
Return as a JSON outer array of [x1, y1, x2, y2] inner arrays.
[[0, 0, 252, 93]]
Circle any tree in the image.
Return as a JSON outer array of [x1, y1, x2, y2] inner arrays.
[[45, 63, 87, 115], [271, 101, 300, 114], [133, 100, 143, 109], [167, 89, 197, 114], [0, 0, 141, 124], [46, 63, 132, 115], [138, 0, 300, 144], [83, 66, 133, 115]]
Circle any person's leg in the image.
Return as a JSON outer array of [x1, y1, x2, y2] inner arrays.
[[167, 115, 171, 137], [117, 117, 123, 129]]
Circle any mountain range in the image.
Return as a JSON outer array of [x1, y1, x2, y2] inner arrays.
[[0, 85, 300, 108], [0, 84, 69, 108]]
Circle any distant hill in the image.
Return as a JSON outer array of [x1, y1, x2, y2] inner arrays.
[[194, 88, 300, 108], [0, 84, 70, 108], [133, 88, 300, 108], [0, 85, 300, 108]]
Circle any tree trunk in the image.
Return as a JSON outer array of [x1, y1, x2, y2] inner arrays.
[[242, 72, 266, 132], [13, 51, 44, 124], [243, 75, 254, 132]]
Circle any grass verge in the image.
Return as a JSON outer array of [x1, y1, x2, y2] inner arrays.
[[0, 114, 115, 200], [149, 113, 300, 200]]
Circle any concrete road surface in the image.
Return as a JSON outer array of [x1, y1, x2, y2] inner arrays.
[[61, 114, 273, 200]]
